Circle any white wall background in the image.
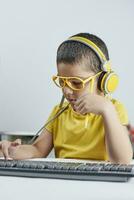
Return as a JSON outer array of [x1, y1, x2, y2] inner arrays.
[[0, 0, 134, 132]]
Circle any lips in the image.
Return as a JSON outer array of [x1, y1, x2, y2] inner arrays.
[[67, 98, 76, 102]]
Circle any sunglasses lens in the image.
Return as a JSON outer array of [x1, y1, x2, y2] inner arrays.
[[54, 77, 64, 88], [53, 77, 84, 90], [67, 78, 83, 90]]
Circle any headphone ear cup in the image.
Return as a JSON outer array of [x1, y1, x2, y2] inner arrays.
[[98, 72, 119, 94]]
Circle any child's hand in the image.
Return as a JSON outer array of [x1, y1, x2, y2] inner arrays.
[[74, 93, 112, 115], [8, 142, 21, 159], [0, 139, 21, 159]]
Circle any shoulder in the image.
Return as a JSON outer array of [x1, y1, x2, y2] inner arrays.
[[110, 98, 127, 111], [49, 101, 69, 115], [108, 97, 128, 125]]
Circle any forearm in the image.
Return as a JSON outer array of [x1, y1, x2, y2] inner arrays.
[[102, 104, 133, 164]]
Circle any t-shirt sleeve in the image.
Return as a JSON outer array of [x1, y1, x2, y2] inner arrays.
[[113, 100, 129, 125], [44, 105, 59, 134]]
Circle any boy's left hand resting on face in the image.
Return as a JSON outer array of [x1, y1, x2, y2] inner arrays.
[[74, 93, 113, 116]]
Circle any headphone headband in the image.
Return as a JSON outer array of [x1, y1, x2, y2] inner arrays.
[[66, 36, 111, 72]]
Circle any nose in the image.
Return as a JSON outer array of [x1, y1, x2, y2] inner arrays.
[[63, 85, 73, 95]]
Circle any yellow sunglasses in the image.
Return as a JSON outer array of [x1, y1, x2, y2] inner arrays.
[[52, 72, 102, 91]]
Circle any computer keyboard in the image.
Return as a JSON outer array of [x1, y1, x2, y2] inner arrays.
[[0, 159, 134, 182]]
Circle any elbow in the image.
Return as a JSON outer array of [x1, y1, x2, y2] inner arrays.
[[109, 155, 133, 165], [108, 147, 133, 165], [32, 144, 47, 158], [118, 158, 133, 165]]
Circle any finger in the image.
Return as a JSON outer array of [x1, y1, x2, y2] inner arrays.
[[8, 146, 18, 158], [1, 143, 10, 159], [75, 93, 89, 106], [12, 138, 21, 146], [6, 157, 13, 160], [78, 107, 87, 115], [15, 138, 21, 144], [74, 101, 85, 112]]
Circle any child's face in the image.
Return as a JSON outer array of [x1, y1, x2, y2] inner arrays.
[[57, 63, 103, 107]]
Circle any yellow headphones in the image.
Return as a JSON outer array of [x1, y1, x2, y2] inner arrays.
[[65, 36, 119, 94]]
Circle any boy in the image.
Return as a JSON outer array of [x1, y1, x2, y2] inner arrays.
[[0, 33, 133, 164]]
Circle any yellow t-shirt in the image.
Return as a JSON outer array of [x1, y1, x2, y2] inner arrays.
[[45, 98, 128, 161]]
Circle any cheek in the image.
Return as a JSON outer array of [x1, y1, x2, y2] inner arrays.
[[75, 81, 100, 97], [87, 80, 99, 94], [78, 82, 98, 95], [75, 87, 89, 97]]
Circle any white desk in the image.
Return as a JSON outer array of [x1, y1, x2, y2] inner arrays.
[[0, 158, 134, 200]]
